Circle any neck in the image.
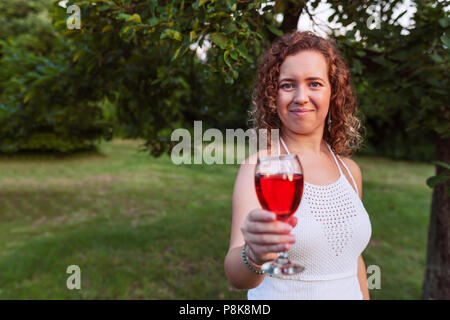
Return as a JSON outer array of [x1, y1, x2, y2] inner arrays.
[[280, 127, 325, 156]]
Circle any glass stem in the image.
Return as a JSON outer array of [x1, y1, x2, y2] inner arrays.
[[277, 251, 289, 263]]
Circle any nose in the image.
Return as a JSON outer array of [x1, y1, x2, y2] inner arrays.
[[293, 85, 309, 105]]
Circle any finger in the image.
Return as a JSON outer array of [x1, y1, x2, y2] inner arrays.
[[287, 216, 298, 228], [246, 233, 296, 245], [250, 248, 278, 263], [252, 243, 291, 255], [248, 209, 276, 222], [246, 221, 293, 234]]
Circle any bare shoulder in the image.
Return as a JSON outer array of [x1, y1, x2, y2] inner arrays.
[[233, 149, 267, 195], [339, 156, 363, 198], [235, 149, 268, 175], [340, 157, 362, 178], [240, 151, 260, 167]]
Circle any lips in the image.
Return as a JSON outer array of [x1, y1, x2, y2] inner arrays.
[[289, 109, 314, 116]]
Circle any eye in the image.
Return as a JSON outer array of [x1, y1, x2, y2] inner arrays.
[[310, 81, 322, 88], [280, 83, 294, 90]]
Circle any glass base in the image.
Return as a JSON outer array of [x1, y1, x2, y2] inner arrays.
[[261, 257, 305, 275]]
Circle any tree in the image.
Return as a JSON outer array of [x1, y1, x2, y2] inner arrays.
[[51, 0, 285, 155], [0, 0, 113, 153]]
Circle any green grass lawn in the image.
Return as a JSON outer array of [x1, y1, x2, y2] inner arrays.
[[0, 139, 434, 299]]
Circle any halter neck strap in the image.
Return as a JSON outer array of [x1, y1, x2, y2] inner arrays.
[[280, 137, 290, 155], [279, 137, 343, 177], [279, 137, 359, 195], [325, 143, 344, 176]]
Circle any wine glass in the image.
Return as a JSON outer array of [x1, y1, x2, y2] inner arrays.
[[254, 154, 305, 275]]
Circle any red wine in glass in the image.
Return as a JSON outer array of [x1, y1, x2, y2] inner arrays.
[[255, 173, 304, 222], [255, 154, 305, 275]]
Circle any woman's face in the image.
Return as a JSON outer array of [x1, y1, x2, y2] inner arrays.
[[276, 50, 331, 136]]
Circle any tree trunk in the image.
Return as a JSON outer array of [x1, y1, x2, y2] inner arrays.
[[422, 136, 450, 300], [280, 1, 305, 34], [266, 0, 305, 43]]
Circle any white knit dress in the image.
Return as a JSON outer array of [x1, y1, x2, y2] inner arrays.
[[247, 139, 372, 300]]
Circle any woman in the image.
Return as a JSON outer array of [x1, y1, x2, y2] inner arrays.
[[224, 31, 372, 300]]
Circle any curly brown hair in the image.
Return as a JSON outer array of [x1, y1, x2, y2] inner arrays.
[[250, 31, 362, 156]]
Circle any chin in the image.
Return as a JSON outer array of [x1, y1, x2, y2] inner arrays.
[[288, 126, 314, 135], [282, 121, 321, 136]]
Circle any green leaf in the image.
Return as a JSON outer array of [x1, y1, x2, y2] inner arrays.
[[97, 4, 113, 12], [426, 173, 450, 188], [23, 91, 33, 103], [267, 25, 283, 37], [431, 53, 443, 63], [172, 46, 182, 61], [209, 12, 230, 19], [177, 77, 189, 89], [210, 32, 228, 49], [238, 21, 249, 29], [224, 21, 239, 34], [373, 56, 394, 68], [236, 44, 253, 63], [224, 51, 232, 68], [439, 18, 449, 28], [224, 75, 234, 84], [161, 29, 183, 41], [121, 26, 135, 41], [117, 13, 131, 21], [128, 14, 142, 24], [345, 29, 357, 38], [231, 68, 239, 80], [440, 34, 450, 48], [102, 25, 114, 33], [151, 78, 163, 85], [390, 49, 410, 60], [426, 76, 441, 87], [352, 59, 363, 74], [149, 17, 161, 27], [73, 51, 82, 62], [149, 0, 158, 16], [433, 161, 450, 170], [189, 30, 196, 42], [191, 18, 199, 31]]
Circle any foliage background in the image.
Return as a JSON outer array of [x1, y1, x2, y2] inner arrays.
[[1, 0, 448, 160]]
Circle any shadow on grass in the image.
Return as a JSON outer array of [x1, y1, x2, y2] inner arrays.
[[0, 167, 431, 299], [0, 204, 233, 299], [0, 146, 107, 162]]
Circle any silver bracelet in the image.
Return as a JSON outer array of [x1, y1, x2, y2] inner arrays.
[[242, 243, 264, 275]]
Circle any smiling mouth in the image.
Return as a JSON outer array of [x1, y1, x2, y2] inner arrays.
[[289, 109, 314, 116]]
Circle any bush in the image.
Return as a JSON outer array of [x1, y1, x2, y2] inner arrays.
[[0, 0, 113, 153]]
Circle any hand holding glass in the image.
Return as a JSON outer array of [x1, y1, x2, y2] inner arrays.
[[254, 154, 305, 275]]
